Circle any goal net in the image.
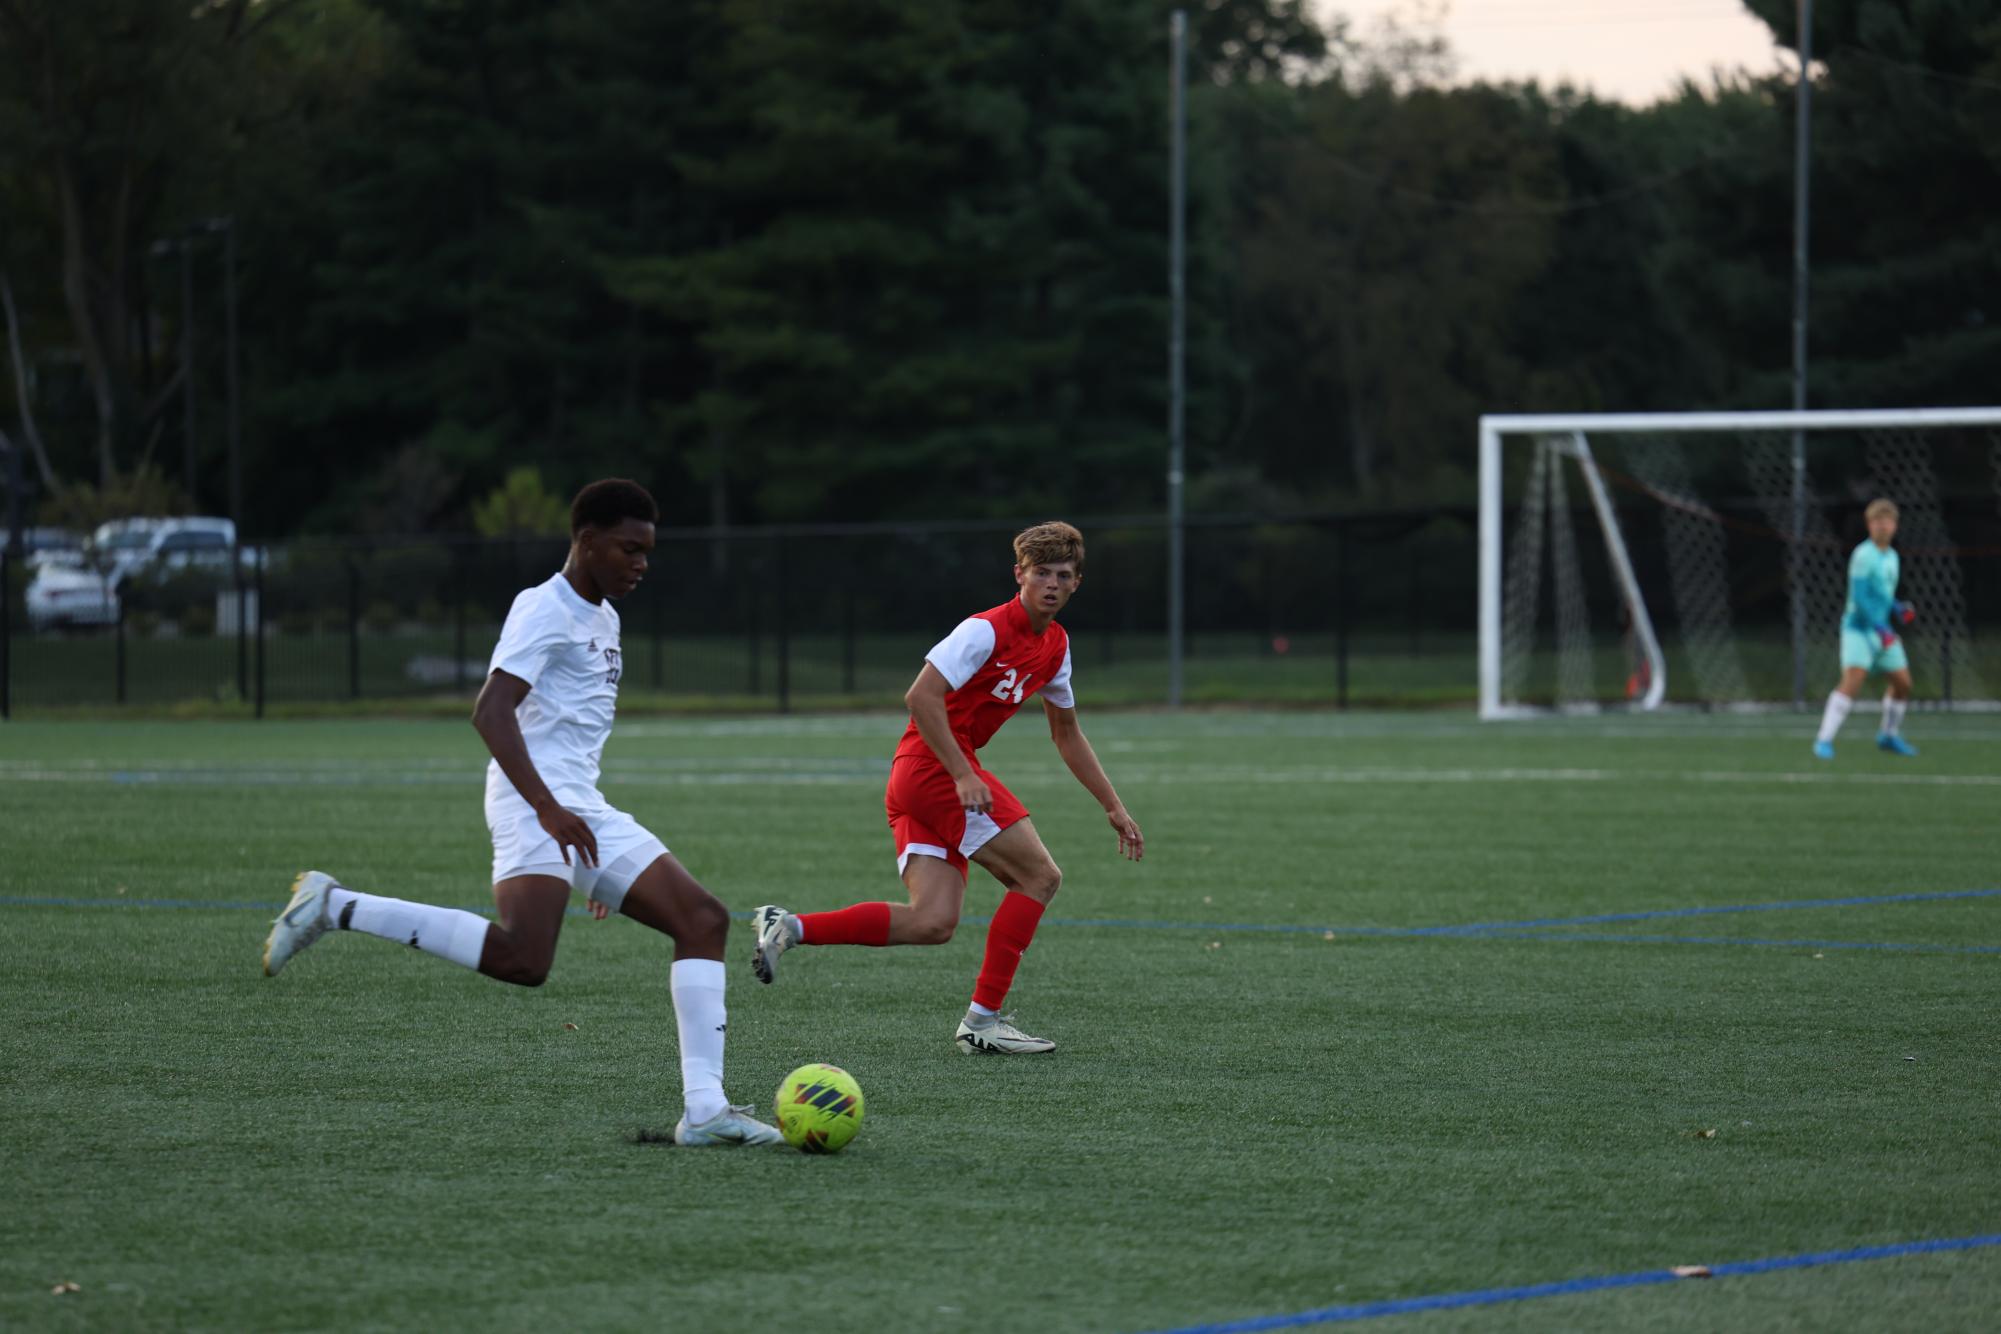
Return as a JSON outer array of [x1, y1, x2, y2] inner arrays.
[[1478, 408, 2001, 717]]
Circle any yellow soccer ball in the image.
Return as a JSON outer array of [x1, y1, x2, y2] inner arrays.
[[775, 1063, 865, 1154]]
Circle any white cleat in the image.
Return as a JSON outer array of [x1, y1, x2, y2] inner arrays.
[[264, 870, 337, 977], [672, 1104, 786, 1147], [750, 904, 797, 985], [955, 1013, 1056, 1055]]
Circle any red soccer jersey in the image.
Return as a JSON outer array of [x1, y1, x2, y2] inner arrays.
[[893, 596, 1075, 765]]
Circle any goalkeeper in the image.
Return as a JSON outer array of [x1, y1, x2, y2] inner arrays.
[[1814, 498, 1918, 759]]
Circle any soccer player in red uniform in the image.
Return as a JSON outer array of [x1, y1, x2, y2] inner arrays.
[[749, 521, 1143, 1054]]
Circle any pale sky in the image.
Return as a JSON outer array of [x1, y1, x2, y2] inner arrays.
[[1321, 0, 1791, 104]]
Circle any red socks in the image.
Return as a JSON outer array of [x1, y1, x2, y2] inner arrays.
[[973, 891, 1046, 1011], [797, 893, 1047, 1010], [797, 902, 892, 947]]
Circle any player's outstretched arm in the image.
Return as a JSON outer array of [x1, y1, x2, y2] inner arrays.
[[904, 663, 991, 813], [1043, 700, 1142, 861], [471, 670, 599, 868]]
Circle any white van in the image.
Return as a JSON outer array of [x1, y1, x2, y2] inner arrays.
[[25, 516, 248, 631]]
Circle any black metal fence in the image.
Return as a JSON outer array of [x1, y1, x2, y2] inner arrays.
[[0, 511, 1480, 716]]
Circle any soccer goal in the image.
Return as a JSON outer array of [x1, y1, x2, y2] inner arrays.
[[1478, 408, 2001, 718]]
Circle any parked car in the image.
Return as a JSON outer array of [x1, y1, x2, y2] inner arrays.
[[25, 516, 251, 632], [12, 526, 86, 570], [25, 560, 122, 630], [93, 516, 243, 576]]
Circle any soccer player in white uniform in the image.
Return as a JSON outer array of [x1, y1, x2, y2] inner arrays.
[[263, 479, 782, 1146], [1813, 497, 1919, 760]]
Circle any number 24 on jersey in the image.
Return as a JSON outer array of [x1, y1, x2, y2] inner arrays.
[[991, 668, 1031, 704]]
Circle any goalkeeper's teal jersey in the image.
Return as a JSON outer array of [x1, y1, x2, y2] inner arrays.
[[1842, 540, 1900, 632]]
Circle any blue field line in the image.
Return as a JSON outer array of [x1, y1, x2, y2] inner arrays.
[[1036, 914, 1413, 938], [1027, 916, 2001, 957], [1412, 887, 2001, 936], [2, 894, 1995, 955], [1141, 1232, 2001, 1333], [1040, 887, 2001, 942], [1475, 929, 2001, 956], [0, 895, 604, 919], [7, 886, 1986, 932]]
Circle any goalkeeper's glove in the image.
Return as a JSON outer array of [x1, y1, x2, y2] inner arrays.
[[1891, 600, 1916, 627], [1878, 625, 1899, 649]]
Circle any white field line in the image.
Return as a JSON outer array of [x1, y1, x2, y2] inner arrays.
[[0, 768, 872, 787], [1101, 765, 2001, 787], [622, 713, 2001, 743], [0, 754, 884, 773], [615, 716, 903, 739], [3, 763, 2000, 788]]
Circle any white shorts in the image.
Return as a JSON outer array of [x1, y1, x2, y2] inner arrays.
[[487, 796, 668, 914]]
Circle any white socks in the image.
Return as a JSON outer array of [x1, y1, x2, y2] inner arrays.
[[670, 958, 730, 1124], [330, 886, 489, 970], [1815, 690, 1911, 742], [325, 886, 733, 1124], [1816, 690, 1854, 744]]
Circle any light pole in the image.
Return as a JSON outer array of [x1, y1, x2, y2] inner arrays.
[[1789, 0, 1814, 710], [2, 425, 20, 558], [1167, 9, 1187, 709], [1, 435, 16, 720], [150, 216, 245, 698], [199, 215, 245, 700], [203, 216, 240, 540], [180, 240, 197, 500], [150, 235, 199, 501]]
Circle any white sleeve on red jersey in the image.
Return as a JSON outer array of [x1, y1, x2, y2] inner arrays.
[[924, 617, 997, 689], [1041, 643, 1075, 709]]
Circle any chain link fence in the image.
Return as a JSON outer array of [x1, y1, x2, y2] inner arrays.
[[1499, 489, 2001, 710]]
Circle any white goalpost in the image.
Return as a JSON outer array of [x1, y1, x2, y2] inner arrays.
[[1478, 407, 2001, 719]]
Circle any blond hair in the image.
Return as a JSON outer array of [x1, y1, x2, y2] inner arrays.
[[1865, 498, 1899, 521], [1013, 520, 1085, 573]]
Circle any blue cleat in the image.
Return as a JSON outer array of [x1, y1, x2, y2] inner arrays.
[[1812, 740, 1835, 761], [1877, 733, 1919, 757]]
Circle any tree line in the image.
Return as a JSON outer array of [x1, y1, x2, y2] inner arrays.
[[1, 0, 1995, 539]]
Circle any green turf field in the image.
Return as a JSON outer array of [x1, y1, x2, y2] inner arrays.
[[3, 710, 1999, 1332]]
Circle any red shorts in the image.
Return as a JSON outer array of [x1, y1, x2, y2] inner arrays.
[[885, 754, 1029, 877]]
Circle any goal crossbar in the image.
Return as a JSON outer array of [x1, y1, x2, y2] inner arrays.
[[1481, 407, 2001, 435]]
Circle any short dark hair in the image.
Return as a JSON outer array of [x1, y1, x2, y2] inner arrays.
[[570, 479, 658, 535]]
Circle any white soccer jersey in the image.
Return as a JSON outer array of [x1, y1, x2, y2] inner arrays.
[[483, 572, 624, 817]]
